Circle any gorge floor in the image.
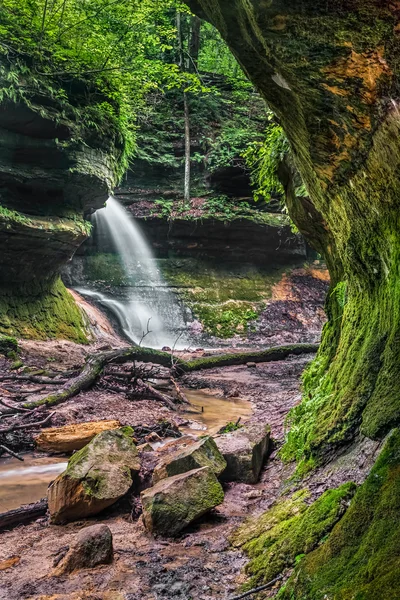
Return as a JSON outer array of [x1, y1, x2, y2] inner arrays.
[[0, 342, 381, 600]]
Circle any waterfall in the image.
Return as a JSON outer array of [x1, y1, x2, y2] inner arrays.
[[76, 197, 190, 349]]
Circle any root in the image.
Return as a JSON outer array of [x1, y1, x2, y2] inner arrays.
[[19, 343, 318, 411]]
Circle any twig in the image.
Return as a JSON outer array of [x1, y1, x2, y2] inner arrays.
[[0, 398, 32, 413], [0, 444, 24, 461], [0, 412, 55, 434], [230, 575, 283, 599], [139, 318, 152, 347], [171, 376, 190, 405]]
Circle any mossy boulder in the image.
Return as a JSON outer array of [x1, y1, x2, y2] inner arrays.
[[152, 436, 227, 484], [48, 427, 140, 523], [215, 423, 270, 484], [141, 466, 224, 536]]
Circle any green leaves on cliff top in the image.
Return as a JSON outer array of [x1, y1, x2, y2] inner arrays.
[[0, 0, 203, 171]]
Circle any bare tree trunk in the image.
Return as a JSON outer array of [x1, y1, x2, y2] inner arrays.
[[183, 91, 191, 205], [177, 12, 191, 206]]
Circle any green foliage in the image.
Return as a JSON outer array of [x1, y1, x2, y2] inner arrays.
[[279, 430, 400, 600], [243, 116, 290, 202], [231, 483, 356, 591], [0, 0, 203, 174]]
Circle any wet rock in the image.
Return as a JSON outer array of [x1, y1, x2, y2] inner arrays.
[[246, 362, 257, 368], [35, 420, 121, 453], [48, 427, 140, 523], [152, 436, 226, 484], [53, 524, 113, 576], [215, 423, 270, 484], [141, 466, 224, 536]]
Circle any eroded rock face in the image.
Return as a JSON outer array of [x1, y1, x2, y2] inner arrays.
[[0, 58, 122, 339], [215, 423, 270, 484], [152, 436, 227, 484], [53, 524, 113, 576], [48, 427, 140, 523], [141, 466, 224, 536], [0, 101, 117, 288], [35, 420, 121, 454]]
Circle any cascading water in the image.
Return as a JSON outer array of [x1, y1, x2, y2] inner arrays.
[[76, 197, 191, 348]]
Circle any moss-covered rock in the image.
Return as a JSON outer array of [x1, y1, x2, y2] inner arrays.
[[0, 278, 89, 342], [0, 57, 122, 341], [159, 259, 289, 338], [152, 436, 227, 484], [279, 430, 400, 599], [48, 427, 140, 523], [141, 466, 224, 536], [0, 334, 19, 356], [231, 483, 356, 591]]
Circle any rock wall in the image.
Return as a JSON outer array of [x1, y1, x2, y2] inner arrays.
[[0, 62, 121, 340]]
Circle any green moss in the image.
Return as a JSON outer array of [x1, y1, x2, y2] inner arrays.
[[279, 430, 400, 600], [232, 483, 356, 591], [85, 254, 126, 286], [0, 335, 19, 356], [10, 359, 23, 370], [0, 277, 89, 343], [160, 259, 287, 338]]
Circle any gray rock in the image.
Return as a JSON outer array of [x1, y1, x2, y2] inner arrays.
[[53, 524, 113, 575], [215, 423, 270, 484]]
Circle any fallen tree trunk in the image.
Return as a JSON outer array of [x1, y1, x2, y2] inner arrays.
[[22, 343, 318, 410], [0, 499, 48, 531]]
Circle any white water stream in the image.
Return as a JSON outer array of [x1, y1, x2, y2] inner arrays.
[[76, 197, 191, 348]]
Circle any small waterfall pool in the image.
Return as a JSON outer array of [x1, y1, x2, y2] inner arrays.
[[77, 197, 192, 349]]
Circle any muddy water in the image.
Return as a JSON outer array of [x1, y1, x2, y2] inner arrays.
[[0, 455, 67, 512], [181, 389, 252, 435], [0, 392, 251, 512]]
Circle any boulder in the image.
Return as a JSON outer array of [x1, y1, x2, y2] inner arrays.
[[152, 436, 227, 484], [35, 420, 121, 453], [215, 423, 270, 484], [48, 427, 140, 523], [53, 524, 113, 576], [141, 466, 224, 536]]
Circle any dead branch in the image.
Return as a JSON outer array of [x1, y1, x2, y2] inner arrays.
[[171, 376, 190, 404], [0, 499, 48, 531], [0, 398, 32, 412], [0, 444, 24, 461], [230, 575, 283, 599], [0, 412, 55, 434], [20, 344, 318, 410]]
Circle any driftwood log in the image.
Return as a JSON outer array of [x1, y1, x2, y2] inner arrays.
[[22, 343, 319, 410], [0, 499, 48, 531]]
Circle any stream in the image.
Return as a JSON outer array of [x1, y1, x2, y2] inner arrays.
[[0, 390, 252, 513], [0, 456, 67, 513]]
